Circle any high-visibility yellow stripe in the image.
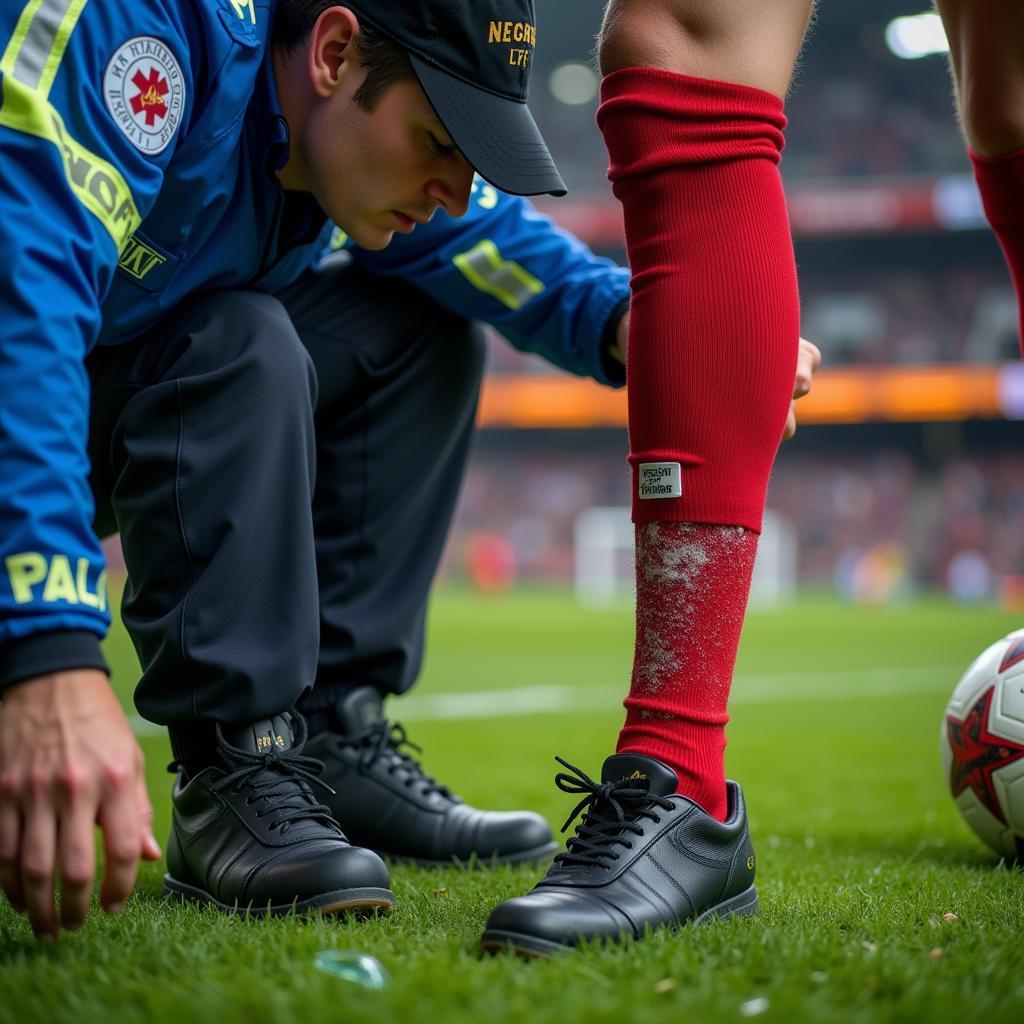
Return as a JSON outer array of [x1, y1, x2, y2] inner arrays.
[[0, 0, 138, 249], [37, 0, 87, 97], [2, 0, 83, 97], [0, 75, 140, 251], [452, 239, 544, 311], [0, 0, 46, 77]]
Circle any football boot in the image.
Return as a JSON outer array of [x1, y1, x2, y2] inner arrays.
[[481, 753, 758, 956], [163, 711, 393, 915], [305, 686, 558, 867]]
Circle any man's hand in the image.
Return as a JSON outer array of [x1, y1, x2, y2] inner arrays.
[[783, 336, 822, 441], [611, 313, 821, 440], [0, 669, 160, 938], [610, 310, 629, 367]]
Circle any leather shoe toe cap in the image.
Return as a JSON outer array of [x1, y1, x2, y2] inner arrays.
[[245, 842, 391, 904], [475, 810, 554, 856], [484, 887, 634, 948]]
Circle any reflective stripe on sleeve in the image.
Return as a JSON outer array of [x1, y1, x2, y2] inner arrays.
[[2, 0, 84, 97], [0, 0, 140, 250], [452, 239, 545, 311], [0, 75, 140, 249]]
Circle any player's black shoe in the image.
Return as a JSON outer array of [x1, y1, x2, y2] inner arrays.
[[163, 711, 393, 916], [480, 753, 758, 956], [305, 687, 558, 867]]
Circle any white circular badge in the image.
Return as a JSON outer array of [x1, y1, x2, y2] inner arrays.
[[103, 36, 185, 156]]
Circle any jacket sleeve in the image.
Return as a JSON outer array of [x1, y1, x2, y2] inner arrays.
[[0, 1, 193, 689], [344, 179, 630, 386]]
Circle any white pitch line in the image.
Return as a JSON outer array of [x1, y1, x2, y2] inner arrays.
[[129, 664, 959, 735], [395, 665, 956, 721]]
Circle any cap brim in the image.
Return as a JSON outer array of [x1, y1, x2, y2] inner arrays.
[[409, 54, 567, 198]]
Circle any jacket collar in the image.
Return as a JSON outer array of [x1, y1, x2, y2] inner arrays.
[[255, 45, 292, 177]]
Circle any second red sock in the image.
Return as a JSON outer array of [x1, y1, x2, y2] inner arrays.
[[972, 146, 1024, 356]]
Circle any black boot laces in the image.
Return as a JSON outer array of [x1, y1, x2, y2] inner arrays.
[[551, 757, 675, 869], [206, 716, 340, 835], [353, 720, 454, 800]]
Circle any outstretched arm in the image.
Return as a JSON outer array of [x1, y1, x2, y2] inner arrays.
[[344, 179, 632, 385], [0, 0, 192, 936]]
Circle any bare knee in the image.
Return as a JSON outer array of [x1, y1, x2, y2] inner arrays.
[[936, 0, 1024, 155], [598, 0, 815, 98], [959, 81, 1024, 157]]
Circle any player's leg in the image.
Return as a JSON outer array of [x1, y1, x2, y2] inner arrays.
[[935, 0, 1024, 349], [275, 261, 556, 867], [602, 0, 812, 807], [483, 0, 812, 954], [87, 291, 392, 915], [934, 0, 1024, 156]]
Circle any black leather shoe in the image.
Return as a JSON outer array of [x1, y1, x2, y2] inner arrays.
[[305, 687, 558, 867], [163, 712, 393, 916], [481, 753, 758, 956]]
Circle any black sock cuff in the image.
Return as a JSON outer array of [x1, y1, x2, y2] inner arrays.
[[298, 683, 346, 714], [298, 684, 358, 737], [168, 721, 219, 777]]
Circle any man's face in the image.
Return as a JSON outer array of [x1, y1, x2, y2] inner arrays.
[[300, 67, 476, 250]]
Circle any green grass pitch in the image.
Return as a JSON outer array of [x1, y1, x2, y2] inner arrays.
[[2, 589, 1023, 1024]]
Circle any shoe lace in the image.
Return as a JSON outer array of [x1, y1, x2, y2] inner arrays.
[[208, 715, 340, 835], [551, 757, 674, 869], [354, 719, 453, 800]]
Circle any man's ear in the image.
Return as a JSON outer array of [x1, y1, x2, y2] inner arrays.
[[307, 5, 361, 98]]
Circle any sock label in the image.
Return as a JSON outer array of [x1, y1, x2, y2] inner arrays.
[[638, 462, 682, 500]]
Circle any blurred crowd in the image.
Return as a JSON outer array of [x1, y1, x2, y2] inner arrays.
[[442, 445, 1024, 607], [530, 28, 968, 193], [778, 53, 966, 182], [800, 267, 1019, 366], [482, 265, 1020, 372], [769, 451, 1024, 602]]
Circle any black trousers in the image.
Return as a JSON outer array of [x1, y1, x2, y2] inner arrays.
[[87, 261, 485, 727]]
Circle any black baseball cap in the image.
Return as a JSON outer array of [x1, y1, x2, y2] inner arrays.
[[344, 0, 567, 197]]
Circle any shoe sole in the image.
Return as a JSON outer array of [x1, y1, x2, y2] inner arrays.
[[480, 884, 760, 958], [162, 874, 394, 917], [375, 840, 560, 869]]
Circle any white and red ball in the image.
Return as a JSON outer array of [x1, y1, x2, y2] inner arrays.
[[940, 627, 1024, 860]]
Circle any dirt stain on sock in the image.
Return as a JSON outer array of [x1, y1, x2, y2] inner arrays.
[[632, 522, 755, 701]]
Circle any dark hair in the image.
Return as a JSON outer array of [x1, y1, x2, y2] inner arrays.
[[274, 3, 417, 110]]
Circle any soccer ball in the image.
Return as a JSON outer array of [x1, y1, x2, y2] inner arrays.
[[940, 627, 1024, 861]]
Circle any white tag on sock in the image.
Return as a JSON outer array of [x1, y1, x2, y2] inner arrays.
[[638, 462, 682, 499]]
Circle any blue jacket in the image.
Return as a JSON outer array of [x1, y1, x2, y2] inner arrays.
[[0, 0, 628, 669]]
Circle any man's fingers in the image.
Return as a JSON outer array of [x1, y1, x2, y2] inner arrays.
[[0, 796, 25, 913], [57, 795, 98, 931], [135, 772, 161, 862], [96, 772, 142, 914], [20, 800, 58, 939], [782, 405, 797, 442], [793, 338, 822, 399], [785, 338, 822, 439]]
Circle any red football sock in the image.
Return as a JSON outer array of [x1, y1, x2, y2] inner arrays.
[[622, 522, 757, 819], [971, 147, 1024, 356], [598, 68, 799, 820]]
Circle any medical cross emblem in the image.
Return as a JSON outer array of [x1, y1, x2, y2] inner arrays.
[[129, 67, 169, 127], [104, 36, 185, 155]]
